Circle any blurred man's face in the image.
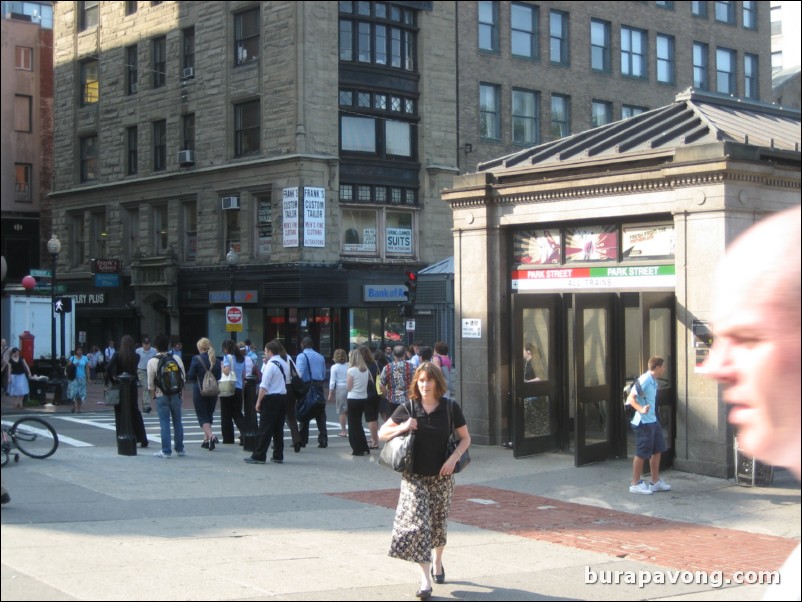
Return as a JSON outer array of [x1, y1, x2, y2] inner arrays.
[[707, 239, 801, 476]]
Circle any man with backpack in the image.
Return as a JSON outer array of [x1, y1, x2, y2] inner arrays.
[[147, 334, 186, 458], [627, 356, 670, 495], [295, 336, 328, 449]]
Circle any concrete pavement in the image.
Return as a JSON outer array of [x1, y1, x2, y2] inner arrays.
[[1, 385, 799, 601]]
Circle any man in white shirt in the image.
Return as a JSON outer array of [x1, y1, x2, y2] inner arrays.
[[244, 340, 287, 465], [135, 337, 157, 413]]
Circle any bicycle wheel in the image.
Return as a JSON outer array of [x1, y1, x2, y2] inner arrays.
[[11, 417, 59, 459]]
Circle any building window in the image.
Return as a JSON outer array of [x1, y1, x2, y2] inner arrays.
[[126, 45, 138, 94], [716, 47, 736, 94], [742, 1, 757, 30], [591, 100, 612, 128], [622, 104, 647, 119], [339, 89, 418, 159], [182, 114, 195, 151], [339, 206, 415, 257], [80, 135, 98, 183], [256, 193, 273, 257], [127, 126, 138, 175], [714, 1, 735, 24], [338, 2, 417, 70], [71, 214, 87, 267], [153, 204, 169, 254], [152, 36, 166, 88], [479, 83, 500, 140], [14, 95, 32, 132], [78, 0, 98, 31], [182, 27, 195, 74], [590, 19, 611, 73], [225, 208, 241, 255], [91, 211, 107, 259], [235, 7, 260, 65], [15, 46, 33, 70], [550, 94, 570, 139], [235, 100, 260, 156], [693, 42, 709, 90], [511, 3, 538, 59], [691, 1, 707, 18], [512, 88, 539, 146], [478, 1, 498, 52], [125, 207, 139, 263], [655, 1, 674, 8], [621, 26, 647, 79], [183, 201, 197, 261], [153, 120, 166, 171], [80, 59, 99, 105], [744, 53, 759, 99], [549, 10, 569, 65], [342, 208, 378, 254], [656, 34, 675, 84], [386, 210, 413, 256], [125, 1, 137, 16], [15, 163, 32, 202]]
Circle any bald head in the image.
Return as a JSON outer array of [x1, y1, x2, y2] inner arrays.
[[709, 204, 802, 478]]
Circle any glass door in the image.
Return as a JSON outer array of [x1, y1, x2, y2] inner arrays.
[[642, 292, 675, 468], [511, 294, 562, 457], [574, 294, 616, 466]]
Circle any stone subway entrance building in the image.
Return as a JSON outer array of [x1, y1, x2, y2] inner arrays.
[[443, 90, 801, 477]]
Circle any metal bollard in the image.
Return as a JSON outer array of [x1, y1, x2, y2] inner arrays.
[[242, 374, 260, 451], [117, 373, 137, 456]]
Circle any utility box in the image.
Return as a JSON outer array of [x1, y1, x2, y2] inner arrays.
[[734, 436, 774, 487]]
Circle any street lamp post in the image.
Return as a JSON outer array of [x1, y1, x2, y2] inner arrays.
[[226, 247, 238, 342], [47, 234, 61, 380]]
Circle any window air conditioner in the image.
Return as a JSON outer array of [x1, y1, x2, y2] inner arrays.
[[221, 196, 240, 210], [178, 149, 195, 165], [182, 66, 194, 79]]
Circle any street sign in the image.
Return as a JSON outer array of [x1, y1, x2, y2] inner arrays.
[[94, 273, 120, 287], [406, 319, 416, 332], [30, 269, 52, 278], [226, 306, 243, 332]]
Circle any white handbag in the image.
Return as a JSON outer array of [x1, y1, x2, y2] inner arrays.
[[218, 355, 237, 397]]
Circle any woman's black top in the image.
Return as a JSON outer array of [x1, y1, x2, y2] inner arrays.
[[391, 397, 466, 477]]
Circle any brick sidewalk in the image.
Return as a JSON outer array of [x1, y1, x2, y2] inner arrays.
[[334, 484, 797, 576]]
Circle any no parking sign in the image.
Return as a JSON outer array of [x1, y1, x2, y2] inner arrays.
[[226, 306, 243, 332]]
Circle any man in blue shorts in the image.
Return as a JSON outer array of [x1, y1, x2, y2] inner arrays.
[[627, 355, 670, 495]]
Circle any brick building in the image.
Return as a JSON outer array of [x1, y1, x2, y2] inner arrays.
[[47, 1, 771, 361]]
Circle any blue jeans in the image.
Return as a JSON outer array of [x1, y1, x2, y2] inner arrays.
[[156, 394, 184, 455]]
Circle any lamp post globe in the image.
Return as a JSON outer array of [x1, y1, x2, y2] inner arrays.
[[47, 234, 61, 379], [226, 247, 238, 341]]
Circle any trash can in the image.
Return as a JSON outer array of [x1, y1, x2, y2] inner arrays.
[[28, 377, 49, 404], [734, 436, 774, 487]]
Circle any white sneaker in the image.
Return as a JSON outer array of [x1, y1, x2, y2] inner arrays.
[[629, 481, 653, 495], [650, 479, 671, 492], [153, 451, 171, 458]]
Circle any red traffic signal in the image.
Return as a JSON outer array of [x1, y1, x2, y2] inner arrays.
[[404, 270, 418, 302]]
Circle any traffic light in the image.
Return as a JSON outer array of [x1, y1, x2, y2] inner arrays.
[[404, 270, 418, 303]]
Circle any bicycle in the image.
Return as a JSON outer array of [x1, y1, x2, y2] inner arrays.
[[1, 416, 59, 467]]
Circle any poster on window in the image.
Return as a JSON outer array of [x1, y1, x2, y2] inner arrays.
[[282, 187, 299, 247], [257, 198, 272, 255], [303, 187, 325, 248], [565, 225, 618, 262], [386, 228, 412, 254], [622, 223, 675, 260], [513, 229, 561, 265]]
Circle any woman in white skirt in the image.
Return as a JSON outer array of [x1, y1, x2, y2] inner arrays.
[[6, 348, 32, 409], [328, 348, 349, 437]]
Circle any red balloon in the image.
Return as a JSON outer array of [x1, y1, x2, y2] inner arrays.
[[22, 275, 37, 290]]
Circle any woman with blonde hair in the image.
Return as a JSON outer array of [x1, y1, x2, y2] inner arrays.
[[328, 349, 349, 437], [187, 337, 221, 450], [346, 348, 371, 456]]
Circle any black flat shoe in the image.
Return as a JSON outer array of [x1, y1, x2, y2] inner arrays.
[[208, 438, 215, 451], [201, 440, 209, 449], [432, 565, 445, 584], [415, 588, 432, 600], [293, 442, 301, 453]]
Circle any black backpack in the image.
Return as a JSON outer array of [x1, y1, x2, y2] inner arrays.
[[155, 354, 184, 395], [65, 362, 77, 381], [623, 378, 644, 420]]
